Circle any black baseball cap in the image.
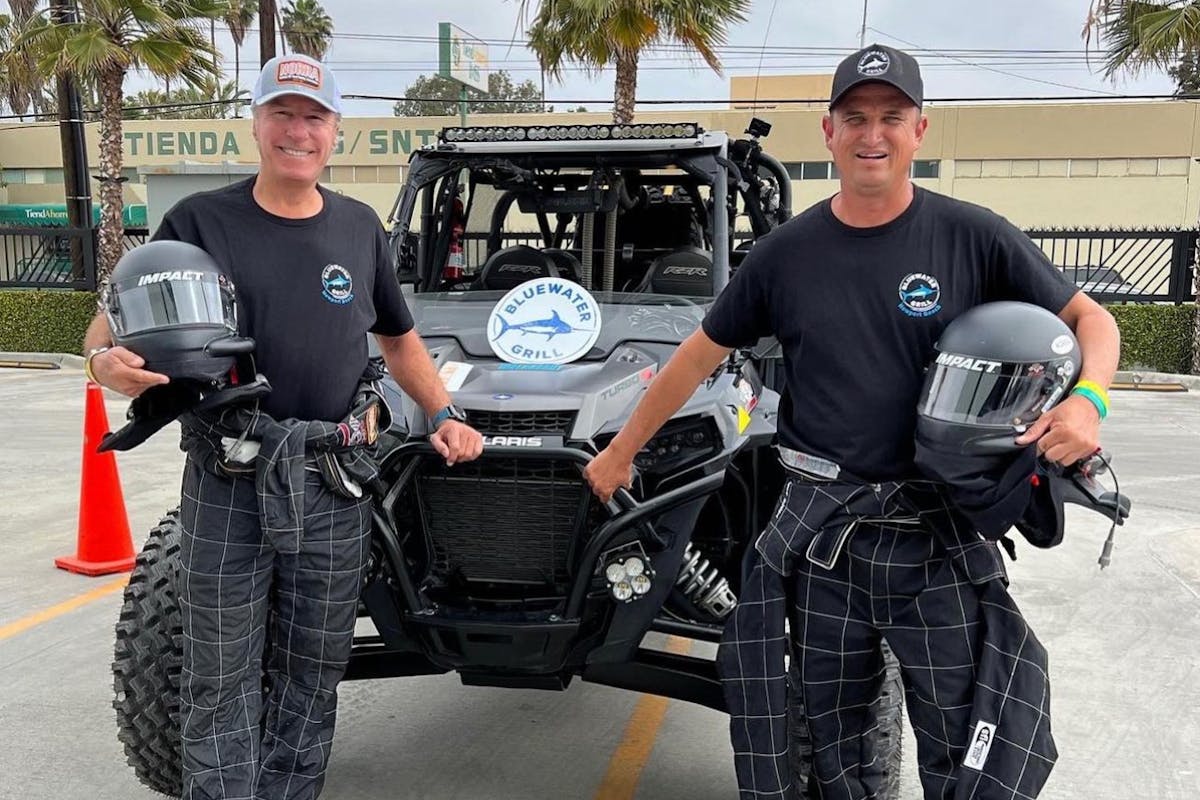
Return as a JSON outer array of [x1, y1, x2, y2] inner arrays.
[[829, 44, 923, 110]]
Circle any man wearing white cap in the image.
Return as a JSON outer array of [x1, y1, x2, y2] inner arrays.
[[83, 54, 482, 799]]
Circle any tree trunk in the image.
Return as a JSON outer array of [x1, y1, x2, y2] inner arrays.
[[96, 68, 126, 288], [613, 49, 638, 124], [234, 45, 241, 116], [259, 0, 276, 65]]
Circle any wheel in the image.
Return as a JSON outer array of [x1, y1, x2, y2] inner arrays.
[[112, 509, 183, 797], [787, 641, 904, 799]]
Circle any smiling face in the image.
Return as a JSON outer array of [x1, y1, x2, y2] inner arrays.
[[251, 94, 339, 188], [822, 82, 927, 200]]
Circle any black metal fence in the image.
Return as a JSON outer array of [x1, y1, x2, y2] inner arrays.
[[4, 225, 1195, 303], [1025, 228, 1196, 304], [0, 226, 149, 290]]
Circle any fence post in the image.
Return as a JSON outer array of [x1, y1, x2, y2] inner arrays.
[[83, 227, 98, 294], [1171, 230, 1198, 304]]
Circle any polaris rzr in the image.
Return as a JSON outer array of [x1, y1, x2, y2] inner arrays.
[[109, 120, 1127, 798]]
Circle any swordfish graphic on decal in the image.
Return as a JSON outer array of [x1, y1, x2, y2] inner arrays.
[[492, 309, 594, 340]]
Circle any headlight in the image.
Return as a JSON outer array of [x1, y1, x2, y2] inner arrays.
[[623, 415, 721, 474], [602, 544, 656, 604]]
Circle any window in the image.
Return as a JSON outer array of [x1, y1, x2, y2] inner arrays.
[[911, 160, 939, 179], [783, 161, 836, 180]]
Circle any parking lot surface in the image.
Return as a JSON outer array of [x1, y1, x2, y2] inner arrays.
[[1, 366, 1197, 799]]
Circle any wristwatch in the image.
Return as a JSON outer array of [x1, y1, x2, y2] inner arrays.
[[431, 403, 468, 429], [83, 345, 111, 383]]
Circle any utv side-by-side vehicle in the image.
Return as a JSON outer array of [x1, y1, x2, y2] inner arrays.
[[110, 119, 899, 798]]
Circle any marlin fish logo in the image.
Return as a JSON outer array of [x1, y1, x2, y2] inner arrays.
[[493, 309, 581, 339], [902, 285, 936, 301], [325, 276, 351, 289]]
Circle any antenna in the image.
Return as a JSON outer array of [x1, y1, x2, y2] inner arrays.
[[751, 0, 781, 110]]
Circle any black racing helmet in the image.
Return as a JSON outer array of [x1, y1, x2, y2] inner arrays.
[[916, 301, 1080, 453], [102, 241, 253, 384]]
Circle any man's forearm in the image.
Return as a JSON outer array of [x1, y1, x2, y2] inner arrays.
[[608, 331, 732, 459], [375, 331, 451, 416], [82, 312, 113, 353], [1073, 307, 1120, 389]]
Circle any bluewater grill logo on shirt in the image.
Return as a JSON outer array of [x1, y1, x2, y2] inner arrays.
[[487, 277, 601, 364], [321, 264, 354, 304], [897, 273, 942, 317]]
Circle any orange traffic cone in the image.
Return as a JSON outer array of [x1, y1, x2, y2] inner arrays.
[[55, 381, 136, 576]]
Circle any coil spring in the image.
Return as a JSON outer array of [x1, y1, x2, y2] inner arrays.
[[675, 544, 738, 620]]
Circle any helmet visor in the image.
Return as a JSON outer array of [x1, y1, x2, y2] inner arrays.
[[919, 357, 1072, 429], [105, 272, 236, 337]]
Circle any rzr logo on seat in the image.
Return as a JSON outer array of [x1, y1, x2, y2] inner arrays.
[[661, 266, 707, 277], [498, 264, 544, 274], [936, 353, 1002, 373], [482, 435, 544, 447]]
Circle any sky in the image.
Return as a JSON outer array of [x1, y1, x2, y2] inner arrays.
[[1, 0, 1179, 117]]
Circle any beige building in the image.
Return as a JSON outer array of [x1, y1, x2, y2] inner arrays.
[[2, 75, 1199, 230]]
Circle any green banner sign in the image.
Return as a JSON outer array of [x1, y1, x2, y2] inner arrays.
[[0, 204, 147, 227]]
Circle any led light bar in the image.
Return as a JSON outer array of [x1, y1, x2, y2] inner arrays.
[[440, 122, 703, 144]]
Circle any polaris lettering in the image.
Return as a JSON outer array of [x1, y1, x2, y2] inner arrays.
[[482, 435, 543, 447], [137, 270, 207, 286], [936, 353, 1002, 373]]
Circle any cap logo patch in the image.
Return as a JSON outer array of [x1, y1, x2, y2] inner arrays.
[[276, 60, 322, 89], [858, 49, 890, 76]]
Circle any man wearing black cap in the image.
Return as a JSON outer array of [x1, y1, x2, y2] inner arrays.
[[586, 43, 1120, 799]]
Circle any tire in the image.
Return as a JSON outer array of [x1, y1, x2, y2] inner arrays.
[[787, 641, 904, 799], [112, 509, 183, 798]]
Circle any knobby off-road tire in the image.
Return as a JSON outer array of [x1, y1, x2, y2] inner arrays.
[[787, 641, 904, 800], [112, 509, 184, 798]]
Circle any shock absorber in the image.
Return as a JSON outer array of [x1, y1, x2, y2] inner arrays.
[[675, 544, 738, 620]]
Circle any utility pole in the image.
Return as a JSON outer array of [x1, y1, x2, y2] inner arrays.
[[50, 0, 94, 284], [859, 0, 868, 48], [259, 0, 277, 65]]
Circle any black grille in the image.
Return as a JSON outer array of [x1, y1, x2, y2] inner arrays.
[[417, 456, 594, 585], [464, 409, 576, 436]]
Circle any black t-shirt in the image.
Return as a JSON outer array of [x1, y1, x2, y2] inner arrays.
[[703, 187, 1078, 481], [153, 176, 413, 422]]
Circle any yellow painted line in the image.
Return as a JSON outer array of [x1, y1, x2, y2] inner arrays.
[[0, 575, 129, 641], [593, 635, 693, 800]]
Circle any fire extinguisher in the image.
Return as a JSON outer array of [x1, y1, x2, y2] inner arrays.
[[444, 191, 466, 282]]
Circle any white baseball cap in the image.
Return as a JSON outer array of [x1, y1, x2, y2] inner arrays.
[[252, 54, 342, 115]]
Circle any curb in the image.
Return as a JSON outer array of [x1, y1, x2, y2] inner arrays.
[[0, 352, 83, 369], [4, 353, 1198, 390], [1113, 369, 1200, 391]]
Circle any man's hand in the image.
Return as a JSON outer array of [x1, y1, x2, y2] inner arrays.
[[1015, 393, 1101, 465], [584, 446, 635, 504], [430, 419, 483, 466], [90, 347, 170, 398]]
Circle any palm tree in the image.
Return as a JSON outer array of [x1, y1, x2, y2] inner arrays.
[[125, 79, 247, 118], [225, 0, 255, 108], [280, 0, 332, 60], [519, 0, 750, 124], [0, 1, 44, 118], [1084, 0, 1200, 373], [12, 0, 226, 283]]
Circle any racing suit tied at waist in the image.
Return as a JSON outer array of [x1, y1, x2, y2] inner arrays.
[[179, 378, 391, 554]]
